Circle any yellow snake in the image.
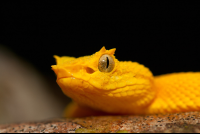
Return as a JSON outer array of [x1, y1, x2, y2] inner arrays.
[[51, 47, 200, 117]]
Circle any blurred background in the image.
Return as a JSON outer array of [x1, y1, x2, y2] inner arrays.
[[0, 3, 200, 124]]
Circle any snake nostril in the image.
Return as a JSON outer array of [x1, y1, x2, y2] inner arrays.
[[86, 67, 95, 74]]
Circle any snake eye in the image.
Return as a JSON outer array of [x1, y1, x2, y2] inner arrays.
[[98, 54, 115, 72]]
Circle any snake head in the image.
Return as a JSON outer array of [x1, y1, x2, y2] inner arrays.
[[51, 47, 156, 114]]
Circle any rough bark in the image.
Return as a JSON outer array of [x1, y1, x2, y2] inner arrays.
[[1, 111, 200, 133]]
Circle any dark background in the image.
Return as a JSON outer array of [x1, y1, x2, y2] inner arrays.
[[1, 4, 200, 78], [1, 4, 200, 77], [1, 4, 200, 92]]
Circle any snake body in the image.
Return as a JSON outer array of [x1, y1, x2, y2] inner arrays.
[[52, 47, 200, 117]]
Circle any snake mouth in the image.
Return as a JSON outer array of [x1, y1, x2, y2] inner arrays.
[[57, 76, 73, 81], [57, 76, 134, 95], [57, 76, 116, 94]]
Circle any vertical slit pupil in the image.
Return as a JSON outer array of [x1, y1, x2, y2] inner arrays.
[[106, 57, 109, 68]]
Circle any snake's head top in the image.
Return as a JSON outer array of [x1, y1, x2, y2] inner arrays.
[[51, 47, 156, 114]]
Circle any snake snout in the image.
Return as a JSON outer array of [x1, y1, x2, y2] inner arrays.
[[52, 66, 72, 79]]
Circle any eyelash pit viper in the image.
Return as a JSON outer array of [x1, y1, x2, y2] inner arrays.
[[51, 47, 200, 117]]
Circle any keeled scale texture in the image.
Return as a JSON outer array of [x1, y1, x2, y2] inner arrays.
[[146, 72, 200, 114]]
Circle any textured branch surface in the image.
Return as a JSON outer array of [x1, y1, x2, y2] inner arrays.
[[1, 111, 200, 133]]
